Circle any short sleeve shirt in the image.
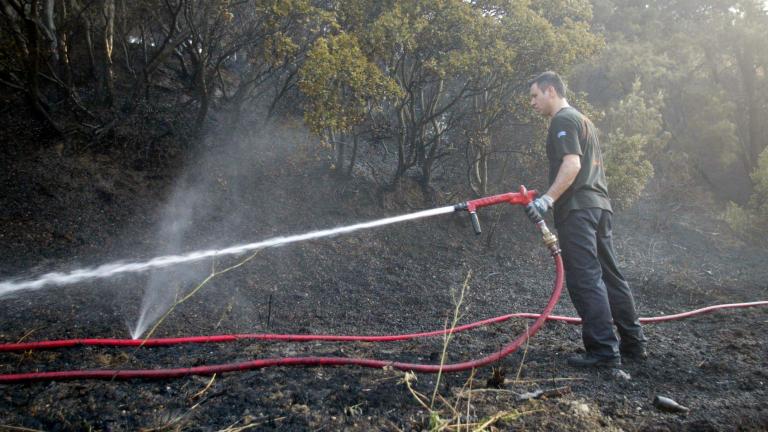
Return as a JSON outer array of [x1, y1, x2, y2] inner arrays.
[[546, 107, 612, 225]]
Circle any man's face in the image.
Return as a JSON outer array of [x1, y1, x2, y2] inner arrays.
[[530, 83, 553, 117]]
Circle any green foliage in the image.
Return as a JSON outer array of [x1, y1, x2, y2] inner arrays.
[[459, 0, 602, 194], [321, 0, 603, 186], [0, 0, 606, 195], [752, 148, 768, 212], [602, 80, 666, 210], [531, 0, 594, 24], [726, 148, 768, 238], [574, 0, 768, 205], [603, 132, 654, 210], [723, 202, 757, 239], [571, 41, 676, 106], [299, 33, 400, 134], [677, 85, 740, 165]]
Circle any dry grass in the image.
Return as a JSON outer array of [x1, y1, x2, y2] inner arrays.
[[94, 351, 131, 368], [399, 269, 584, 431]]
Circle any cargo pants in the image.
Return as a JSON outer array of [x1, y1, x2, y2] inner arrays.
[[556, 208, 647, 358]]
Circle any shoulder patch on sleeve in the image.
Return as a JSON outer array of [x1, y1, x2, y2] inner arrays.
[[557, 131, 567, 138]]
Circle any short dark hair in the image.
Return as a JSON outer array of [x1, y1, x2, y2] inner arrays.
[[530, 71, 567, 98]]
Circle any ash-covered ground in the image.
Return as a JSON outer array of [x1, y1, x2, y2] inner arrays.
[[1, 135, 767, 431]]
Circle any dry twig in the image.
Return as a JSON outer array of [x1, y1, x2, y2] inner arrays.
[[140, 250, 261, 343], [191, 373, 217, 400]]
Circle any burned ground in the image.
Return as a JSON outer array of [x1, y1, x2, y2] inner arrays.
[[0, 132, 767, 431]]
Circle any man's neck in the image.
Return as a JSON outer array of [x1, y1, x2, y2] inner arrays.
[[548, 99, 570, 118]]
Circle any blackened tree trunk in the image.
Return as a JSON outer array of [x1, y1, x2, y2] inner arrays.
[[102, 0, 115, 106]]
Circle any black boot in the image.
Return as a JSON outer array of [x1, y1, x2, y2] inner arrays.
[[620, 345, 648, 361], [567, 353, 621, 368]]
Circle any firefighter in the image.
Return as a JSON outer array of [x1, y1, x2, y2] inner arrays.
[[526, 71, 647, 368]]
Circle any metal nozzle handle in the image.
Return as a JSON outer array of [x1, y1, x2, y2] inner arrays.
[[470, 212, 481, 235]]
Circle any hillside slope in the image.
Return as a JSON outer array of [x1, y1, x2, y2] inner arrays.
[[0, 119, 766, 431]]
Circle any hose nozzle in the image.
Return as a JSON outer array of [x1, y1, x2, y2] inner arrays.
[[454, 185, 538, 235]]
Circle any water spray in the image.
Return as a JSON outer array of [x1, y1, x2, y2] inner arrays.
[[0, 185, 543, 343], [0, 205, 457, 297], [0, 186, 540, 298]]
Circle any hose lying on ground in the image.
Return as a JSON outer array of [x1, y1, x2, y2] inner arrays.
[[2, 299, 766, 351], [1, 253, 766, 383], [0, 254, 564, 382]]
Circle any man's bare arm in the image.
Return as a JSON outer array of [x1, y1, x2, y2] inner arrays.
[[545, 154, 581, 201]]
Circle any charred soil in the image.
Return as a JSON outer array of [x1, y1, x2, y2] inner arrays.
[[1, 126, 767, 431]]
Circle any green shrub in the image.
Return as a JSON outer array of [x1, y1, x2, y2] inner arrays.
[[604, 131, 655, 211], [725, 147, 768, 238], [601, 79, 665, 210]]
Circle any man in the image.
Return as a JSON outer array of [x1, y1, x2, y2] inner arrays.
[[526, 71, 647, 368]]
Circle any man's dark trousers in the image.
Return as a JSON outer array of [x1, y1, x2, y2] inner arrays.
[[556, 208, 646, 358]]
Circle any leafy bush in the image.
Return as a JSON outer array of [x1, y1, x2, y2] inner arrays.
[[603, 131, 654, 211], [725, 147, 768, 238], [601, 79, 666, 210]]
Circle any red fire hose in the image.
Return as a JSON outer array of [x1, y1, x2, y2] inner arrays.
[[2, 300, 766, 353], [1, 188, 765, 382], [2, 266, 765, 383], [0, 253, 562, 382]]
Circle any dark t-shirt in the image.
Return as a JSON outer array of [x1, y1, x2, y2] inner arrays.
[[546, 106, 612, 225]]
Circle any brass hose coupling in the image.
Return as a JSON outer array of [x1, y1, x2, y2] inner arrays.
[[537, 221, 561, 256]]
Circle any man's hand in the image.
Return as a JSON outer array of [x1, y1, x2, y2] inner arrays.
[[525, 194, 554, 223]]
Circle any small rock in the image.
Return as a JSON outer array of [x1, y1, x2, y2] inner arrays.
[[518, 389, 544, 400], [612, 369, 631, 381], [568, 401, 590, 415]]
